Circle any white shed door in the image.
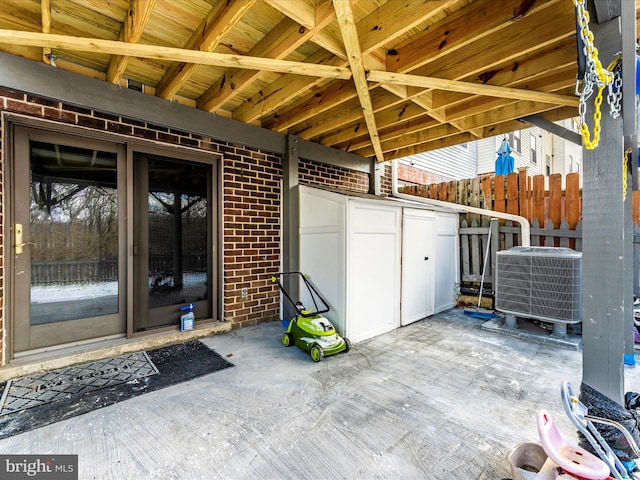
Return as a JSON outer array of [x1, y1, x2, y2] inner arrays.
[[401, 209, 435, 326], [347, 202, 401, 343]]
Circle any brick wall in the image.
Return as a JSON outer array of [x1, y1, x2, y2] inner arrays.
[[300, 158, 370, 193], [222, 147, 281, 328], [397, 163, 452, 186], [0, 88, 383, 359]]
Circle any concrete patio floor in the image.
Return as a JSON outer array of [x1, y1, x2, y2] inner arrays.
[[2, 308, 639, 479]]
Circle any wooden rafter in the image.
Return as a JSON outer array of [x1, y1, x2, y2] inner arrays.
[[0, 0, 608, 159], [333, 0, 384, 161], [106, 0, 157, 85], [0, 30, 353, 79], [233, 49, 345, 124], [387, 0, 562, 73], [367, 71, 577, 107], [197, 0, 335, 113], [155, 0, 255, 99], [357, 0, 458, 55], [41, 0, 51, 64]]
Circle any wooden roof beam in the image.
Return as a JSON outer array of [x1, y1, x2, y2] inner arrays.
[[431, 65, 576, 123], [383, 132, 476, 161], [256, 4, 576, 140], [387, 0, 562, 73], [107, 0, 157, 85], [198, 0, 336, 113], [354, 123, 462, 157], [41, 0, 51, 64], [429, 37, 577, 111], [238, 0, 455, 126], [320, 103, 433, 148], [334, 0, 384, 161], [482, 106, 578, 139], [233, 50, 346, 124], [357, 0, 458, 55], [412, 4, 575, 82], [263, 0, 316, 29], [291, 87, 403, 139], [328, 113, 438, 152], [354, 99, 573, 158], [155, 0, 255, 99], [367, 70, 578, 107], [0, 29, 353, 79], [262, 81, 359, 132]]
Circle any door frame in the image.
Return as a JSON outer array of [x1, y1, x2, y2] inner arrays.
[[3, 113, 222, 361], [11, 126, 127, 353], [129, 149, 216, 335]]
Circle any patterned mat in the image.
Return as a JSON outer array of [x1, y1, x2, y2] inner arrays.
[[0, 352, 159, 416]]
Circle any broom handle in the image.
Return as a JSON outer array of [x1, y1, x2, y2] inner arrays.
[[478, 226, 492, 309]]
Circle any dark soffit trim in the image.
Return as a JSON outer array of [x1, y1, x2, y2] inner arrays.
[[0, 52, 370, 173]]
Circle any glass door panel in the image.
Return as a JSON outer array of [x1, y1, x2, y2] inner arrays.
[[134, 155, 211, 332], [30, 141, 119, 324], [13, 131, 125, 353]]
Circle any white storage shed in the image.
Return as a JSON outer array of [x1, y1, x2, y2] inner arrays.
[[298, 185, 460, 344]]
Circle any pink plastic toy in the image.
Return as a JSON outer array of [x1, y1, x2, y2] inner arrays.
[[537, 409, 611, 480]]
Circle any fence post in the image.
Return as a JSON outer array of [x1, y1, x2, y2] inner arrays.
[[558, 219, 570, 248], [575, 220, 582, 252], [531, 218, 540, 246], [461, 219, 470, 282], [544, 219, 555, 247], [490, 218, 499, 292], [471, 219, 480, 277], [504, 220, 514, 248]]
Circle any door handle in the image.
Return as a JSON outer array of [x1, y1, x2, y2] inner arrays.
[[424, 256, 429, 261], [15, 223, 36, 255]]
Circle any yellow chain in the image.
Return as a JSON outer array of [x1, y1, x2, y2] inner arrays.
[[624, 147, 631, 201], [573, 0, 614, 150]]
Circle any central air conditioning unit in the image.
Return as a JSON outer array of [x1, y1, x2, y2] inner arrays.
[[495, 247, 582, 323]]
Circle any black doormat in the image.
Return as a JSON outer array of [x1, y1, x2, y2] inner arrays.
[[0, 340, 233, 439]]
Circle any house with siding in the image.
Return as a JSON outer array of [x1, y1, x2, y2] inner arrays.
[[400, 119, 583, 188]]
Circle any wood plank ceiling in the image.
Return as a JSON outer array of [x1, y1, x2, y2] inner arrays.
[[0, 0, 635, 162]]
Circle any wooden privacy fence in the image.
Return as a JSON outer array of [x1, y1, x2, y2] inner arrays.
[[401, 170, 640, 293], [459, 218, 583, 289], [400, 170, 640, 229]]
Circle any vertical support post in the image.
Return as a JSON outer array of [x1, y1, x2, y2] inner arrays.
[[622, 0, 637, 361], [581, 6, 626, 404], [283, 135, 300, 299], [369, 157, 386, 195]]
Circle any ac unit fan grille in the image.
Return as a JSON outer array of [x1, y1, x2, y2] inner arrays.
[[496, 247, 582, 323]]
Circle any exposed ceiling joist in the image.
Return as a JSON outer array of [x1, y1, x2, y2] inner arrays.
[[0, 0, 611, 160], [334, 0, 384, 162], [155, 0, 254, 99], [40, 0, 51, 64], [107, 0, 157, 85]]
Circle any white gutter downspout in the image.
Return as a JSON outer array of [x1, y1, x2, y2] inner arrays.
[[391, 159, 531, 246]]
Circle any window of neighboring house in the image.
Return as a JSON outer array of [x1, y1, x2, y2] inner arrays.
[[575, 160, 580, 173], [546, 165, 551, 176], [460, 143, 468, 149], [530, 134, 537, 164], [569, 154, 573, 172], [509, 130, 521, 153]]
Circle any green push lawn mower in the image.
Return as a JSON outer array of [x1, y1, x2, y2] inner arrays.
[[271, 272, 350, 362]]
